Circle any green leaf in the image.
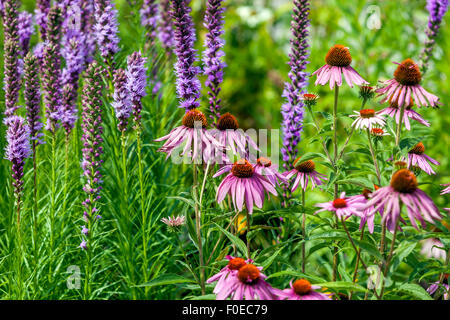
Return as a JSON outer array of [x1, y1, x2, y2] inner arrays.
[[297, 152, 327, 163], [317, 281, 367, 292], [214, 223, 247, 256], [336, 178, 373, 189], [258, 246, 284, 269], [266, 270, 325, 284], [353, 239, 383, 261], [188, 294, 217, 300], [136, 274, 196, 287], [396, 283, 433, 300], [390, 242, 417, 273], [168, 196, 195, 208], [308, 230, 347, 241]]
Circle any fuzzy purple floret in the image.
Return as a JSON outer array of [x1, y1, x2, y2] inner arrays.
[[281, 0, 310, 170], [126, 51, 148, 128], [171, 0, 202, 111], [94, 0, 120, 59], [18, 11, 34, 56], [3, 39, 21, 117], [35, 0, 51, 41], [203, 0, 226, 124], [158, 0, 174, 52], [23, 53, 44, 145], [80, 62, 104, 246], [4, 115, 31, 198], [112, 68, 132, 132]]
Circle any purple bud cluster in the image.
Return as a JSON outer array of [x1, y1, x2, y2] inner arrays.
[[94, 0, 120, 60], [18, 11, 34, 56], [80, 62, 104, 248], [281, 0, 310, 170], [203, 0, 226, 124], [126, 52, 148, 129], [171, 0, 202, 111], [112, 68, 132, 132], [35, 0, 51, 41], [158, 0, 175, 53]]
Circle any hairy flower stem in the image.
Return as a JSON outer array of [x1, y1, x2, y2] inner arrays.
[[31, 140, 39, 280], [394, 104, 406, 148], [301, 188, 306, 273], [332, 86, 339, 283], [306, 105, 334, 166], [367, 129, 382, 185], [379, 218, 400, 299], [193, 164, 206, 295]]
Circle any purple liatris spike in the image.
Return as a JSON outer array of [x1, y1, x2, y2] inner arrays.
[[4, 115, 31, 201], [158, 0, 174, 53], [171, 0, 202, 111], [3, 39, 21, 117], [93, 0, 120, 61], [203, 0, 226, 124], [3, 0, 19, 41], [80, 61, 104, 247], [281, 0, 310, 170], [112, 68, 132, 132], [140, 0, 158, 49], [18, 11, 34, 56], [420, 0, 449, 74], [79, 0, 96, 63], [24, 53, 44, 145], [126, 51, 147, 129], [35, 0, 51, 41]]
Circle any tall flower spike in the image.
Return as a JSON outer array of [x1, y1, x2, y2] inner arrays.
[[281, 0, 310, 170], [80, 61, 104, 246], [18, 11, 34, 56], [41, 7, 63, 133], [158, 0, 175, 53], [80, 0, 96, 63], [94, 0, 120, 62], [112, 68, 132, 132], [23, 53, 44, 145], [3, 0, 20, 41], [126, 51, 148, 129], [3, 39, 21, 117], [171, 0, 202, 111], [140, 0, 158, 51], [4, 116, 32, 213], [420, 0, 449, 75], [35, 0, 51, 41], [203, 0, 227, 124]]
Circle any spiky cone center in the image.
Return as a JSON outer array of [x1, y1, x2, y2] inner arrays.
[[293, 279, 312, 295], [409, 142, 425, 155], [371, 128, 385, 136], [217, 112, 239, 130], [182, 109, 208, 128], [359, 85, 375, 100], [333, 198, 347, 209], [394, 59, 422, 86], [257, 157, 272, 167], [237, 264, 260, 284], [301, 93, 319, 107], [359, 109, 375, 118], [227, 258, 246, 271], [294, 159, 315, 173], [390, 169, 418, 194], [325, 44, 352, 67], [232, 159, 254, 178]]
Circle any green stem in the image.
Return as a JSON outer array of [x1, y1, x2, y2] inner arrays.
[[367, 128, 382, 185], [379, 218, 400, 299], [332, 86, 340, 283], [306, 105, 334, 166], [349, 228, 365, 300], [193, 164, 205, 295], [301, 188, 306, 273], [246, 211, 251, 260], [394, 104, 406, 150]]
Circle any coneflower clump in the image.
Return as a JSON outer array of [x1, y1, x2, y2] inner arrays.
[[80, 62, 104, 248], [112, 68, 132, 132], [171, 0, 202, 111], [281, 0, 310, 169], [126, 51, 148, 129], [23, 53, 44, 145], [3, 39, 21, 117], [93, 0, 120, 62], [4, 116, 31, 219], [203, 0, 227, 124]]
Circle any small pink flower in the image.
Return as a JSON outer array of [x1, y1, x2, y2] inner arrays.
[[161, 215, 186, 227], [207, 256, 251, 297], [284, 159, 327, 192], [376, 59, 440, 109], [312, 44, 368, 89], [420, 238, 446, 260], [275, 279, 332, 300], [254, 157, 287, 186], [378, 103, 430, 131], [407, 142, 440, 175], [315, 192, 366, 220], [350, 108, 385, 130]]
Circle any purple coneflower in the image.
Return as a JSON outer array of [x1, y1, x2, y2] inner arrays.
[[155, 109, 223, 163], [3, 38, 21, 117], [366, 169, 442, 231], [18, 11, 34, 56], [215, 159, 277, 214], [427, 276, 449, 300], [35, 0, 51, 40], [112, 68, 132, 132], [161, 215, 186, 227], [203, 0, 226, 123], [420, 238, 446, 260], [126, 51, 147, 129], [407, 142, 439, 175], [284, 159, 326, 193], [171, 0, 202, 111], [212, 263, 277, 300], [376, 59, 440, 109], [94, 0, 120, 61], [280, 0, 310, 170], [351, 187, 383, 234], [350, 108, 385, 130], [276, 279, 332, 300], [254, 157, 287, 186], [378, 101, 430, 130], [207, 256, 249, 294], [158, 0, 174, 53], [315, 192, 366, 220], [312, 44, 368, 89]]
